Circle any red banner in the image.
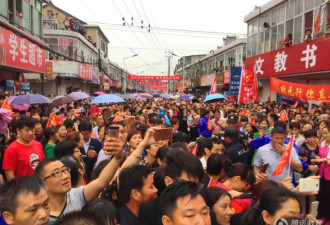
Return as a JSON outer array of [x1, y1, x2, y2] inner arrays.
[[238, 65, 259, 103], [271, 77, 330, 102], [137, 81, 168, 85], [224, 70, 230, 84], [78, 63, 93, 81], [128, 75, 182, 80], [0, 26, 46, 73], [245, 36, 330, 78], [45, 61, 53, 80], [148, 86, 167, 90]]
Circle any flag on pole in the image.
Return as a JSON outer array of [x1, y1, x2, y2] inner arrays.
[[314, 6, 321, 35], [278, 110, 289, 122], [272, 136, 294, 176], [192, 143, 198, 156], [2, 98, 13, 117], [207, 118, 212, 131], [293, 101, 298, 109], [0, 98, 13, 134], [207, 178, 216, 187], [210, 75, 217, 94]]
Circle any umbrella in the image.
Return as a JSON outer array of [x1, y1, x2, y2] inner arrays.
[[160, 94, 169, 99], [50, 95, 77, 108], [153, 93, 161, 97], [93, 91, 105, 96], [178, 94, 193, 102], [91, 94, 125, 104], [8, 96, 29, 111], [204, 93, 227, 103], [139, 93, 153, 100], [10, 94, 51, 105], [68, 92, 90, 100], [281, 96, 305, 106]]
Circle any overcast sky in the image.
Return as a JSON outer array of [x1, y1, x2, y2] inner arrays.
[[51, 0, 270, 75]]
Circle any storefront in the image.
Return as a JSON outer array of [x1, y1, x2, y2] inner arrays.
[[0, 25, 46, 94], [245, 35, 330, 102]]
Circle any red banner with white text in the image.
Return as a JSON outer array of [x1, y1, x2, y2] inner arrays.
[[128, 75, 182, 80], [78, 63, 93, 81], [0, 26, 46, 73], [245, 36, 330, 78], [271, 77, 330, 102], [138, 81, 168, 85], [147, 86, 167, 90]]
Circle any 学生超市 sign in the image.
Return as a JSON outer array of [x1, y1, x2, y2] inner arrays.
[[0, 26, 45, 73], [128, 75, 182, 80]]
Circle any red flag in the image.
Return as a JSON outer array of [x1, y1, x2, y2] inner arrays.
[[272, 136, 294, 176], [46, 113, 61, 128], [192, 143, 198, 156], [2, 98, 13, 118], [278, 110, 288, 122], [230, 96, 235, 102], [209, 75, 217, 94], [314, 6, 321, 35], [207, 118, 212, 131], [293, 101, 298, 109]]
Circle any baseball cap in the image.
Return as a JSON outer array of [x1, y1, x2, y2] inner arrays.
[[227, 115, 238, 123]]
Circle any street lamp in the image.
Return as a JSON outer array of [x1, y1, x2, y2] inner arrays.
[[172, 53, 184, 94], [123, 54, 138, 93]]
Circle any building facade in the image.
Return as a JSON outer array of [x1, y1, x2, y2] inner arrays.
[[173, 39, 246, 96], [244, 0, 330, 102]]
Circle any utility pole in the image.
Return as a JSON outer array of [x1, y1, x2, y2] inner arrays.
[[165, 51, 173, 94]]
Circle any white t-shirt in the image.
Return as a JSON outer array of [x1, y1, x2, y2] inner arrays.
[[48, 186, 86, 223]]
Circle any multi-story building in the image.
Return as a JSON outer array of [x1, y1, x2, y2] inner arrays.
[[244, 0, 330, 102], [173, 38, 246, 95], [0, 0, 47, 94]]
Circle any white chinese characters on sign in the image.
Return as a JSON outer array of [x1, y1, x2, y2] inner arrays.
[[36, 47, 43, 67], [29, 43, 36, 65], [20, 39, 28, 63], [274, 51, 288, 72], [255, 57, 264, 75], [9, 34, 18, 61], [301, 44, 317, 69]]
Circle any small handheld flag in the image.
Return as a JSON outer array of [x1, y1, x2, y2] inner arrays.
[[278, 110, 289, 122], [272, 136, 294, 176]]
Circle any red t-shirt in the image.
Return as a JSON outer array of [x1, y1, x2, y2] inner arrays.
[[3, 140, 45, 177]]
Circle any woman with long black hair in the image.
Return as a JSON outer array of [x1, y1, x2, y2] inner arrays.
[[41, 127, 58, 159]]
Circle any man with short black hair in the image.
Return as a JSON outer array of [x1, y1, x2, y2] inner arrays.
[[3, 116, 45, 180], [0, 176, 50, 225], [226, 115, 239, 130], [160, 180, 211, 225], [118, 165, 157, 225], [254, 126, 302, 184], [78, 120, 102, 179]]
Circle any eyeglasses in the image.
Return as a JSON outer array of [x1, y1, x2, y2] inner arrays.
[[43, 167, 71, 180]]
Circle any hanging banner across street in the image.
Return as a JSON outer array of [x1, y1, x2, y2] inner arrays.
[[137, 81, 168, 85], [128, 75, 182, 80], [271, 77, 330, 102]]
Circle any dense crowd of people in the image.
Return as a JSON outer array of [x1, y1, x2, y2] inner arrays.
[[0, 91, 329, 225]]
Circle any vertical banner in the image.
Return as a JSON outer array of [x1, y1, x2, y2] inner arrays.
[[238, 65, 259, 103], [229, 67, 241, 96]]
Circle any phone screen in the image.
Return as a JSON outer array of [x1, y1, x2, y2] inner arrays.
[[154, 128, 172, 141]]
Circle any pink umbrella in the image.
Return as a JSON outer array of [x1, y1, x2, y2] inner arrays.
[[8, 96, 30, 111], [139, 93, 153, 100], [93, 91, 105, 96]]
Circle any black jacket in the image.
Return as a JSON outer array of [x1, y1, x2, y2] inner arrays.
[[79, 137, 102, 180], [225, 141, 248, 164]]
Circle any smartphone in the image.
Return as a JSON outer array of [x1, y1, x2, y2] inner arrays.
[[309, 201, 319, 218], [154, 128, 172, 141], [108, 126, 119, 138], [261, 163, 269, 173], [299, 178, 320, 193]]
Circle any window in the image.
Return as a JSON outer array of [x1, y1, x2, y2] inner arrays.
[[304, 10, 314, 31], [258, 31, 265, 54], [271, 26, 278, 51], [259, 16, 265, 31], [286, 19, 294, 37], [32, 8, 40, 36], [294, 15, 302, 44], [277, 23, 285, 50], [252, 34, 258, 56], [248, 23, 252, 37], [0, 0, 7, 17], [36, 0, 41, 11], [247, 37, 251, 57], [295, 0, 303, 15], [271, 10, 278, 26], [305, 0, 314, 12], [315, 0, 323, 7], [287, 0, 295, 19], [279, 6, 285, 23], [265, 29, 270, 52], [253, 19, 258, 34], [22, 0, 30, 31]]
